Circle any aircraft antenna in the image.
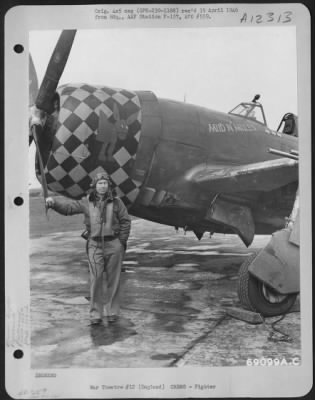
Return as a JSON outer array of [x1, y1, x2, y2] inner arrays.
[[252, 94, 260, 103]]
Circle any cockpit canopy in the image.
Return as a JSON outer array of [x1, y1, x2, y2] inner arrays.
[[229, 94, 267, 126], [228, 95, 298, 137]]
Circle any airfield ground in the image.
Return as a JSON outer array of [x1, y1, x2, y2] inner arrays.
[[30, 196, 301, 368]]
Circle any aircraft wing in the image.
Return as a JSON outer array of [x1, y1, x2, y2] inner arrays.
[[137, 158, 298, 247], [189, 158, 298, 193], [184, 157, 298, 246]]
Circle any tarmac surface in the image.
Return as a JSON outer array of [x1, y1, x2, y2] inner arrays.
[[30, 197, 301, 368]]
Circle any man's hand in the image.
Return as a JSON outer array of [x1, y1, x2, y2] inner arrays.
[[46, 197, 55, 208]]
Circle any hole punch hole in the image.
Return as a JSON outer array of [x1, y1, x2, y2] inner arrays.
[[14, 196, 24, 206], [13, 349, 24, 359], [14, 44, 24, 54]]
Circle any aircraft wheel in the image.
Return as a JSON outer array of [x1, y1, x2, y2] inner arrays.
[[238, 253, 297, 317]]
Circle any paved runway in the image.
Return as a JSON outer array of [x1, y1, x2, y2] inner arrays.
[[30, 197, 301, 368]]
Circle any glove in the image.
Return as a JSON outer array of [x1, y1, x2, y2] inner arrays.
[[45, 197, 55, 208]]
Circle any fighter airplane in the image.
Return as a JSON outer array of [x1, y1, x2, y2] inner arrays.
[[29, 30, 299, 316]]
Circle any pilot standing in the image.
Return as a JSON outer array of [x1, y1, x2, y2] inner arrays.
[[46, 172, 131, 325]]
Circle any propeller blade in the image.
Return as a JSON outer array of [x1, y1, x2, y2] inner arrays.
[[29, 54, 39, 106], [36, 30, 76, 113], [29, 54, 39, 146], [32, 125, 49, 217]]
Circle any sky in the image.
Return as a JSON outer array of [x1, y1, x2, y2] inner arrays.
[[29, 27, 297, 188]]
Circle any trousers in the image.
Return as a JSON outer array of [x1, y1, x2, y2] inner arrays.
[[87, 238, 124, 319]]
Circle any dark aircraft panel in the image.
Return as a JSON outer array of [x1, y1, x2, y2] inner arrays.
[[158, 99, 202, 145], [146, 141, 206, 189], [131, 91, 162, 184]]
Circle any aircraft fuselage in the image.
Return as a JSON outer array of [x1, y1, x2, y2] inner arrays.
[[37, 84, 298, 242]]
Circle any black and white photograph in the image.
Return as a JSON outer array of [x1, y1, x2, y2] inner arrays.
[[5, 3, 312, 398]]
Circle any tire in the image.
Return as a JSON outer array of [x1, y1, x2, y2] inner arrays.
[[238, 253, 297, 317]]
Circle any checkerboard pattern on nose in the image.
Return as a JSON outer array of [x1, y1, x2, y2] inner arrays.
[[44, 84, 143, 206]]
